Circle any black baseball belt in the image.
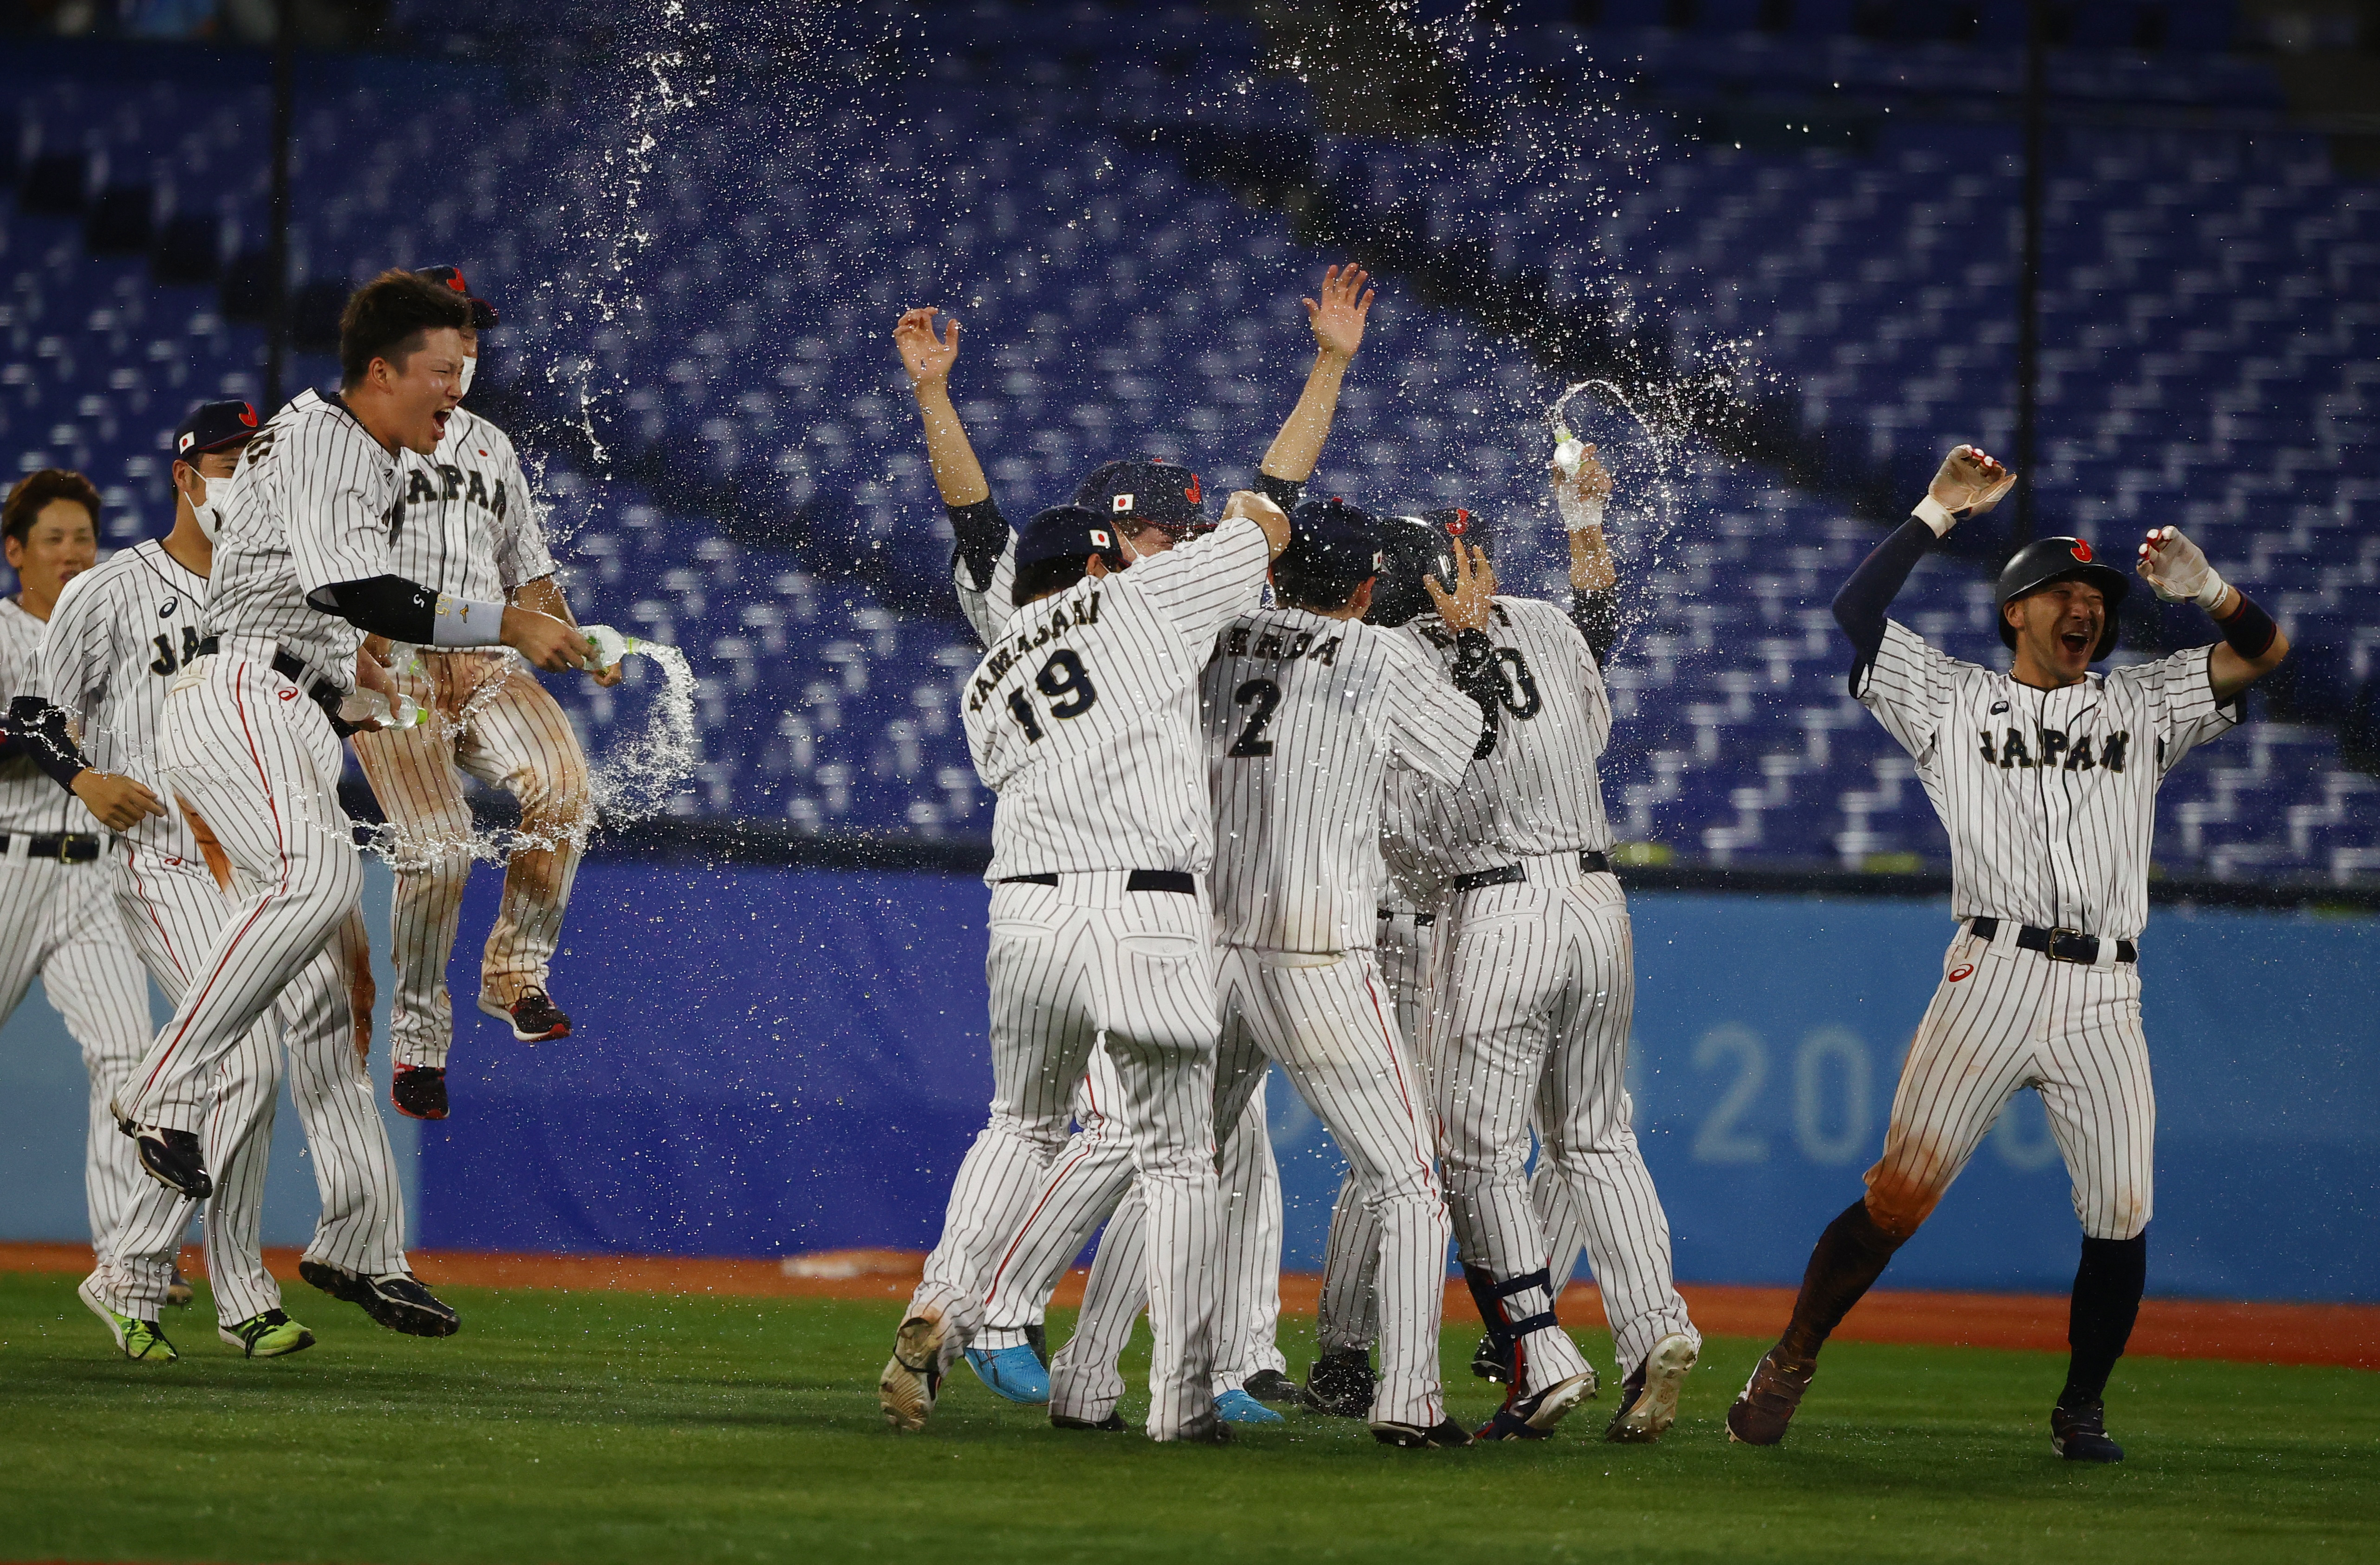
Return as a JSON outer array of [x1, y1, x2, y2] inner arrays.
[[998, 869, 1197, 895], [0, 831, 104, 863], [1376, 909, 1436, 926], [192, 636, 358, 736], [1448, 850, 1613, 896], [1967, 917, 2136, 965]]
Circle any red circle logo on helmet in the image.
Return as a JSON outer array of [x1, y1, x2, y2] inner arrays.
[[2070, 540, 2093, 563]]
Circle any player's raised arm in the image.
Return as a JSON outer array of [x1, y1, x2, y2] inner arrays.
[[1831, 442, 2015, 667], [2136, 525, 2290, 703], [1555, 441, 1620, 665], [1253, 263, 1373, 510]]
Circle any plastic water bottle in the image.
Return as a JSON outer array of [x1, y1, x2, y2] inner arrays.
[[583, 624, 641, 669], [339, 688, 424, 731], [1552, 424, 1587, 477]]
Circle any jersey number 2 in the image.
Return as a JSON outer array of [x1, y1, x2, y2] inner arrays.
[[1227, 678, 1280, 757], [1004, 649, 1098, 743]]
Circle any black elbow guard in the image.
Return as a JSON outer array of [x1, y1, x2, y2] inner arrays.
[[2215, 591, 2279, 661], [6, 695, 91, 791], [309, 576, 439, 643], [1252, 473, 1304, 513], [948, 499, 1008, 593]]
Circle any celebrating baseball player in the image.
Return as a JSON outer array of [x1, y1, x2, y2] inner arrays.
[[15, 401, 444, 1357], [104, 270, 588, 1210], [349, 265, 614, 1123], [880, 488, 1289, 1444], [0, 470, 155, 1325], [1726, 444, 2290, 1462]]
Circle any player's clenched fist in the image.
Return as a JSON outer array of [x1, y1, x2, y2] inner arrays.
[[2137, 525, 2227, 609], [893, 307, 960, 390], [1923, 443, 2017, 527], [1424, 540, 1497, 632], [500, 605, 591, 673], [1223, 489, 1292, 558]]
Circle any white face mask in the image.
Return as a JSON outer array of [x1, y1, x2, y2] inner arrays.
[[186, 461, 240, 541], [458, 354, 476, 398]]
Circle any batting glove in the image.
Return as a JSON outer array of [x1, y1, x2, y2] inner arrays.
[[1914, 443, 2017, 536], [2138, 525, 2228, 609]]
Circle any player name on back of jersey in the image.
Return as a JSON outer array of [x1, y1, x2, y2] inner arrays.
[[965, 589, 1102, 719]]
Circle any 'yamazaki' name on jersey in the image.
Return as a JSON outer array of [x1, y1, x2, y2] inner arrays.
[[962, 516, 1271, 883], [1856, 620, 2238, 940]]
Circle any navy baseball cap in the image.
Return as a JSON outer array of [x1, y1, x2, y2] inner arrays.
[[1275, 497, 1383, 607], [416, 264, 500, 331], [1073, 458, 1209, 535], [171, 399, 261, 461], [1014, 504, 1127, 571]]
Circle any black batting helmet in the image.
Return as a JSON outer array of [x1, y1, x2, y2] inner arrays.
[[1367, 512, 1458, 629], [1995, 536, 2129, 661]]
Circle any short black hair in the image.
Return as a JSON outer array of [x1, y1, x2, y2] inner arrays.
[[339, 269, 474, 390], [1013, 555, 1090, 608], [4, 468, 102, 546]]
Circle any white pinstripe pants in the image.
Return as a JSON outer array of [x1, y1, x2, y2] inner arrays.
[[0, 849, 151, 1260], [99, 846, 408, 1322], [1434, 858, 1696, 1377], [980, 1048, 1284, 1401], [908, 873, 1223, 1440], [351, 652, 592, 1067], [1864, 920, 2154, 1242], [113, 651, 365, 1134]]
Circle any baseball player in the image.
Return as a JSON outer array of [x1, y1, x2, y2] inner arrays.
[[0, 469, 155, 1330], [1727, 446, 2289, 1462], [348, 265, 614, 1122], [880, 491, 1288, 1444], [1369, 449, 1700, 1443], [19, 400, 443, 1356], [104, 270, 587, 1211], [887, 266, 1374, 1418]]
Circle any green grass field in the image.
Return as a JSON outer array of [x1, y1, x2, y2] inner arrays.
[[1, 1271, 2373, 1565]]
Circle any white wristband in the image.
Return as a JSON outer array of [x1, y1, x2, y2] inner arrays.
[[1558, 493, 1607, 533], [2193, 570, 2230, 612], [432, 593, 507, 648], [1912, 496, 1957, 537]]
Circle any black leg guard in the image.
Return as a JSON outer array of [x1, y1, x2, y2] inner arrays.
[[2060, 1231, 2147, 1409], [1779, 1199, 1907, 1361]]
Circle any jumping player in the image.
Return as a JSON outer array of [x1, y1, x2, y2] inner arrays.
[[0, 469, 154, 1329], [879, 490, 1288, 1443], [104, 271, 587, 1204], [348, 265, 614, 1122], [1727, 445, 2289, 1462]]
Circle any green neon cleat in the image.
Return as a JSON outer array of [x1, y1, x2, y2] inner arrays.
[[78, 1273, 178, 1363], [219, 1308, 317, 1358]]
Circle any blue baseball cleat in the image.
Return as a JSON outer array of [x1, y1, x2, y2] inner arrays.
[[965, 1344, 1050, 1404], [1214, 1388, 1285, 1425]]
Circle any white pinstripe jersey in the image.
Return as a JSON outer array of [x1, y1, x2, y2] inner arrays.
[[0, 597, 93, 835], [1389, 595, 1616, 881], [205, 391, 402, 692], [965, 516, 1271, 883], [1855, 622, 2238, 940], [35, 541, 207, 860], [388, 403, 555, 599], [1203, 606, 1479, 954]]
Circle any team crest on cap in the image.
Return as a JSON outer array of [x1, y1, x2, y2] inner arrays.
[[239, 403, 257, 427], [2070, 540, 2094, 563], [1184, 474, 1200, 505], [1445, 509, 1470, 535], [1112, 494, 1134, 513], [445, 268, 469, 294], [1090, 529, 1111, 547]]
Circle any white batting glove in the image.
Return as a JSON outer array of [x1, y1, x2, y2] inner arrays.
[[1913, 443, 2017, 536], [2138, 525, 2227, 609]]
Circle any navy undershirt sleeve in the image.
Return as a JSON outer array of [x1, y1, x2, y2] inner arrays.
[[1832, 517, 1936, 674], [948, 498, 1008, 592]]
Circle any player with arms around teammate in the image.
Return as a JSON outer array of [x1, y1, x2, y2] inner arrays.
[[20, 401, 453, 1358], [0, 470, 154, 1335], [104, 271, 588, 1203], [880, 491, 1289, 1444], [1726, 445, 2289, 1461], [349, 265, 617, 1123]]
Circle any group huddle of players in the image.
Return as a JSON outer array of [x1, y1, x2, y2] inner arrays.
[[879, 264, 2291, 1456], [2, 267, 611, 1362]]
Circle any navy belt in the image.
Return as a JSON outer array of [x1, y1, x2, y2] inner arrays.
[[1968, 917, 2136, 965], [0, 831, 104, 863], [1376, 909, 1436, 926], [999, 870, 1196, 895], [1449, 850, 1612, 896]]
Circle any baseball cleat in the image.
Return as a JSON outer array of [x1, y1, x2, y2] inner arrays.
[[1372, 1416, 1475, 1449], [1023, 1320, 1050, 1368], [164, 1267, 195, 1308], [964, 1344, 1050, 1404], [219, 1309, 316, 1358], [298, 1260, 460, 1337], [1474, 1369, 1598, 1442], [78, 1273, 177, 1362], [479, 987, 570, 1043], [1301, 1347, 1377, 1418], [391, 1064, 450, 1121], [1471, 1331, 1514, 1384], [1169, 1412, 1234, 1446], [879, 1310, 945, 1431], [1607, 1333, 1699, 1443], [120, 1120, 211, 1201], [1050, 1411, 1127, 1433], [2051, 1399, 2126, 1463], [1726, 1344, 1817, 1446], [1241, 1367, 1302, 1403], [1214, 1388, 1285, 1425]]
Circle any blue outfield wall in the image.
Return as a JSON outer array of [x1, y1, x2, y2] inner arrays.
[[422, 863, 2380, 1303]]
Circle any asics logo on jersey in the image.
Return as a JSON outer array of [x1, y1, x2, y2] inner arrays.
[[1978, 727, 2129, 772], [158, 597, 178, 618], [278, 689, 297, 702], [1948, 963, 1976, 981]]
